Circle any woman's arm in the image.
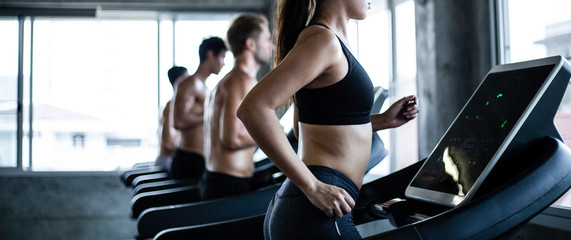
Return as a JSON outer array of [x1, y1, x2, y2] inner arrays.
[[371, 95, 419, 132], [237, 27, 355, 218]]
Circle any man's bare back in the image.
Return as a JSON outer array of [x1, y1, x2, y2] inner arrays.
[[204, 70, 258, 178]]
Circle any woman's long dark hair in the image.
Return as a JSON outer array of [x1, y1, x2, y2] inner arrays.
[[275, 0, 314, 66]]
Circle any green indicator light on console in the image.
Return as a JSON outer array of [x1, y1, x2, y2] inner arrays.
[[485, 101, 490, 106], [501, 120, 508, 128], [497, 93, 503, 98]]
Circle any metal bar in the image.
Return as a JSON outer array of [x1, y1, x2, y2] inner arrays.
[[495, 0, 510, 64], [157, 18, 161, 116], [389, 0, 398, 173], [0, 2, 266, 13], [172, 17, 176, 65], [16, 15, 24, 170], [28, 16, 34, 170], [0, 7, 96, 17]]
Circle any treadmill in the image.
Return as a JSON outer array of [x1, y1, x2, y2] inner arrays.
[[355, 55, 571, 239]]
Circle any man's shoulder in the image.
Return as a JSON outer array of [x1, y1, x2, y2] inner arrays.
[[222, 70, 255, 88], [176, 75, 205, 92], [178, 75, 200, 85]]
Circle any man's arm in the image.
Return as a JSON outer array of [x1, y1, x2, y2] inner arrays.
[[160, 101, 177, 151], [172, 79, 204, 130]]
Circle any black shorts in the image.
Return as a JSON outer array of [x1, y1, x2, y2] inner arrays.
[[168, 148, 205, 179], [199, 170, 252, 201], [264, 165, 361, 240]]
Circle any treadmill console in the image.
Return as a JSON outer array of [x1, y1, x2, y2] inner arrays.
[[405, 56, 571, 207]]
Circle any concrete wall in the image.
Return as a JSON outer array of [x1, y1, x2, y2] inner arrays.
[[415, 0, 496, 158], [0, 172, 135, 240]]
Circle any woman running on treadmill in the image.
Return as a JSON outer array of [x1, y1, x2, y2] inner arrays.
[[237, 0, 419, 239]]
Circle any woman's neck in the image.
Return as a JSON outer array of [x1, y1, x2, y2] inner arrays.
[[311, 8, 349, 40]]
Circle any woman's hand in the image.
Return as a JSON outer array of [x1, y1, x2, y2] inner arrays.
[[303, 181, 355, 218], [372, 95, 419, 131]]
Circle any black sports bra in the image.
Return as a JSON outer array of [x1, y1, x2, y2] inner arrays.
[[295, 23, 374, 125]]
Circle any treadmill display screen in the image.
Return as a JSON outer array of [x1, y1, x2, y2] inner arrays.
[[410, 64, 554, 196]]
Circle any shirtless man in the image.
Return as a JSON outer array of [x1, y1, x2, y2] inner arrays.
[[200, 14, 273, 200], [169, 36, 227, 179], [155, 66, 188, 169]]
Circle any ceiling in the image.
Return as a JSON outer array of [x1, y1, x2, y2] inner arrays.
[[0, 0, 271, 13]]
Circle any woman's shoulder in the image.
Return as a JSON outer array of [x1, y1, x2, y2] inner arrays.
[[296, 25, 339, 51]]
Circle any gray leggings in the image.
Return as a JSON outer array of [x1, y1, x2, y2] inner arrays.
[[264, 165, 362, 240]]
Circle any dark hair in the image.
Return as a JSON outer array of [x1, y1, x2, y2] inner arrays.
[[274, 0, 315, 115], [167, 66, 187, 86], [275, 0, 314, 66], [199, 36, 227, 63], [227, 14, 268, 56]]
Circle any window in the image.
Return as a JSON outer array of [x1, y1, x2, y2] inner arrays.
[[498, 0, 571, 208], [390, 0, 418, 172], [3, 7, 415, 173], [349, 2, 391, 89], [159, 14, 235, 109], [174, 16, 234, 90], [30, 19, 159, 171], [158, 19, 174, 109], [0, 18, 19, 169], [0, 13, 234, 171], [72, 134, 85, 148]]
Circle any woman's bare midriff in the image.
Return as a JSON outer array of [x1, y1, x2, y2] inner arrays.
[[298, 122, 372, 188]]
